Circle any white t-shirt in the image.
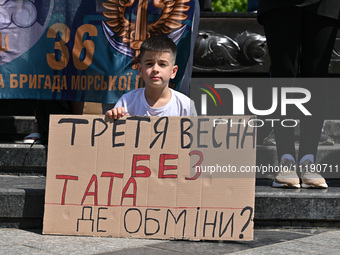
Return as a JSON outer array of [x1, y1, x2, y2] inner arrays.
[[115, 88, 197, 116]]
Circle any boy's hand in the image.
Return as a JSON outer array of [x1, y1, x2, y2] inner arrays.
[[106, 107, 129, 119]]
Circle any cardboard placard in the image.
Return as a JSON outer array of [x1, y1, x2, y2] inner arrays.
[[83, 102, 103, 115], [43, 115, 256, 241]]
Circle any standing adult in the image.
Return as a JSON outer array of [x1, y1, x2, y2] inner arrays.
[[257, 0, 340, 188]]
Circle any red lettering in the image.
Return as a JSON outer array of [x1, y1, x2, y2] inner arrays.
[[56, 175, 78, 205], [81, 174, 98, 205], [121, 177, 137, 206], [159, 154, 178, 179], [185, 151, 203, 180], [101, 172, 124, 206], [131, 154, 151, 177]]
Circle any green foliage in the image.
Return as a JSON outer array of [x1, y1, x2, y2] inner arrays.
[[211, 0, 247, 12]]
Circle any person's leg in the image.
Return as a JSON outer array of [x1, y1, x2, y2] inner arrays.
[[261, 7, 301, 78], [297, 11, 338, 188], [261, 7, 304, 188], [298, 12, 339, 161], [261, 7, 302, 161], [300, 12, 339, 77], [35, 100, 73, 144]]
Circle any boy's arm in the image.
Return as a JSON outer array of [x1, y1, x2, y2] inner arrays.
[[105, 97, 129, 119], [106, 107, 129, 119]]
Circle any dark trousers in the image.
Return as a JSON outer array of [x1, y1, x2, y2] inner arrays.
[[261, 6, 339, 162], [35, 100, 73, 143]]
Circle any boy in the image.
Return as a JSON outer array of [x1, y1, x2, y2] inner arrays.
[[106, 35, 197, 119]]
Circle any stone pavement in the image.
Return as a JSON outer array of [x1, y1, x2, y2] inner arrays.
[[0, 227, 339, 254]]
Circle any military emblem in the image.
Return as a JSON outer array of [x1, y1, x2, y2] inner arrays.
[[0, 0, 53, 65], [102, 0, 190, 68]]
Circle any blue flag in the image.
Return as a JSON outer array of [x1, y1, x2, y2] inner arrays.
[[0, 0, 197, 103]]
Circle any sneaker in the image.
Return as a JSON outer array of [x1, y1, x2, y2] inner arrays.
[[263, 130, 276, 146], [319, 130, 335, 145], [272, 159, 300, 188], [300, 159, 328, 188]]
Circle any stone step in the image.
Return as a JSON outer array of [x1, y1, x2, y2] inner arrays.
[[0, 143, 46, 175], [1, 175, 340, 229], [0, 175, 45, 228], [255, 179, 340, 227], [324, 120, 340, 143], [0, 116, 35, 142]]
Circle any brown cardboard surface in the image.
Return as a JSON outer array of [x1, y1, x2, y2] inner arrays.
[[83, 102, 103, 114], [43, 115, 256, 241]]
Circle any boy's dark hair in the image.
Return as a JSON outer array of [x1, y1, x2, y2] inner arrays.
[[139, 35, 177, 64]]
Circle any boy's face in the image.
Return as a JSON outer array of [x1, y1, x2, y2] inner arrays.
[[138, 51, 178, 89]]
